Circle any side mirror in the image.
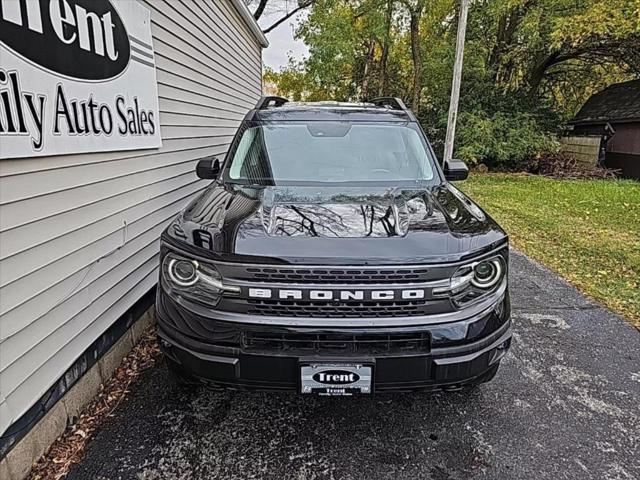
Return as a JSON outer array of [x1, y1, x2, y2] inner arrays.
[[196, 156, 221, 179], [444, 159, 469, 181]]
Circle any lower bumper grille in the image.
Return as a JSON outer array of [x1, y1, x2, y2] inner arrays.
[[242, 331, 431, 355]]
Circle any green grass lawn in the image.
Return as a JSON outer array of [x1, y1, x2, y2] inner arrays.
[[461, 173, 640, 328]]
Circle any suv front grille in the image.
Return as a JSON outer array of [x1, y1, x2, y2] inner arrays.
[[214, 262, 459, 318], [243, 266, 432, 284], [247, 299, 439, 318], [243, 331, 430, 355]]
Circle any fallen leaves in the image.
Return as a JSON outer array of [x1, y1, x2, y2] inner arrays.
[[28, 327, 161, 480]]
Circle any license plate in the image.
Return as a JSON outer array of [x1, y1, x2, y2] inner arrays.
[[300, 363, 373, 395]]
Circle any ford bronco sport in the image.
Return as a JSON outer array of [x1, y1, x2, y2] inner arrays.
[[156, 97, 511, 394]]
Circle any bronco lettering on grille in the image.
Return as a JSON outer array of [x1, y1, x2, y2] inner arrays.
[[247, 288, 426, 301]]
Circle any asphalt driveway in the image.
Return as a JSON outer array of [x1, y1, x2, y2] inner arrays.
[[68, 250, 640, 480]]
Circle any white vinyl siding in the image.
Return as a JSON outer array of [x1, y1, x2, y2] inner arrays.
[[0, 0, 263, 436]]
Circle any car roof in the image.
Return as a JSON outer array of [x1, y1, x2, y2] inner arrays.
[[244, 98, 417, 122]]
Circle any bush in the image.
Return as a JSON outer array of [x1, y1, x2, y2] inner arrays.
[[455, 110, 560, 170]]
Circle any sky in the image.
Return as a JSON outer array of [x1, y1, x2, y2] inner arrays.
[[254, 4, 309, 70]]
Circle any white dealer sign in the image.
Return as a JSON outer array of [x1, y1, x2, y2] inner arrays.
[[0, 0, 162, 159]]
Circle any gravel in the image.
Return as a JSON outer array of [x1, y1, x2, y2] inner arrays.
[[68, 250, 640, 480]]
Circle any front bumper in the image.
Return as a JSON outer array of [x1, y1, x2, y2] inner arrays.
[[155, 289, 512, 392]]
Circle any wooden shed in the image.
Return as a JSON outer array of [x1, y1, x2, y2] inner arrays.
[[568, 79, 640, 180]]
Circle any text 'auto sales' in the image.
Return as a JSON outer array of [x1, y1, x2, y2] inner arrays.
[[0, 69, 156, 151]]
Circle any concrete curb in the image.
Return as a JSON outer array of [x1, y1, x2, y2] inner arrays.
[[0, 307, 155, 480]]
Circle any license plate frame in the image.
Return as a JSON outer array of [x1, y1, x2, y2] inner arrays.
[[300, 362, 374, 396]]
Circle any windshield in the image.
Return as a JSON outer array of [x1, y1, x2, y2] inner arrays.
[[225, 122, 437, 185]]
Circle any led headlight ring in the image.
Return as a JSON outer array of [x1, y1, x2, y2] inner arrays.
[[470, 258, 503, 289], [168, 258, 199, 287]]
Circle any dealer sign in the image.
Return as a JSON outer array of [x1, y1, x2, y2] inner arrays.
[[0, 0, 162, 158]]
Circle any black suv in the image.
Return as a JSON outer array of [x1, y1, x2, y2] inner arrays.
[[156, 97, 511, 394]]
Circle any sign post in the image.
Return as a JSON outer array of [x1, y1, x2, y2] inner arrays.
[[443, 0, 470, 166]]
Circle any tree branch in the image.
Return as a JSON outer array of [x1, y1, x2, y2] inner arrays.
[[253, 0, 269, 20], [262, 1, 314, 34]]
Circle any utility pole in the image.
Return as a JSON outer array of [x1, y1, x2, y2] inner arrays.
[[443, 0, 470, 166]]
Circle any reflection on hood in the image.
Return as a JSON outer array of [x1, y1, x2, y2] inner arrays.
[[167, 183, 506, 263], [259, 185, 486, 238]]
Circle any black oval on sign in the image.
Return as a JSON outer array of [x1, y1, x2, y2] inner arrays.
[[0, 0, 130, 81], [313, 370, 360, 385]]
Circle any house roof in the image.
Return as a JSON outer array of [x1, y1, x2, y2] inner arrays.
[[229, 0, 269, 48], [571, 79, 640, 125]]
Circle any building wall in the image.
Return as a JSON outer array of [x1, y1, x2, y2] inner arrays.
[[569, 122, 640, 179], [605, 152, 640, 179], [604, 123, 640, 179], [605, 123, 640, 156], [0, 0, 263, 437]]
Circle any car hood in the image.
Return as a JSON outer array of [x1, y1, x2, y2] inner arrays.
[[165, 183, 507, 264]]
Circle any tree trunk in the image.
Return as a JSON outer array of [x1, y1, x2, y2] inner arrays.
[[378, 0, 394, 96], [488, 12, 508, 74], [529, 51, 561, 94], [488, 6, 524, 84], [409, 8, 422, 113], [362, 39, 375, 99]]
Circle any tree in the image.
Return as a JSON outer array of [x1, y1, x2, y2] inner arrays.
[[398, 0, 427, 112], [477, 0, 640, 106], [378, 0, 395, 96], [265, 0, 640, 167]]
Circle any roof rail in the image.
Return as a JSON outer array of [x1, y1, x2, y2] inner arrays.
[[255, 96, 289, 110], [369, 97, 408, 111]]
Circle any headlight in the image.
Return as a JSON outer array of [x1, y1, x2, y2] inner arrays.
[[434, 255, 506, 307], [167, 258, 198, 287], [162, 252, 239, 306], [471, 259, 503, 289]]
